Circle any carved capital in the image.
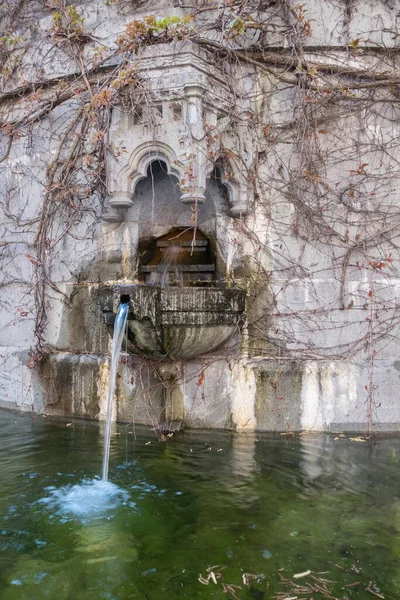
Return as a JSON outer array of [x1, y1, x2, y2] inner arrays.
[[180, 188, 207, 204], [108, 191, 134, 209]]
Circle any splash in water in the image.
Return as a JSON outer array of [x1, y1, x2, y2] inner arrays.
[[102, 301, 129, 481], [38, 479, 130, 522]]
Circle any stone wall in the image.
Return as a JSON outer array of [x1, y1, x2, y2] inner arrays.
[[1, 0, 400, 431]]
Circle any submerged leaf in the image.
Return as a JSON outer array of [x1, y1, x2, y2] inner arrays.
[[293, 569, 311, 579]]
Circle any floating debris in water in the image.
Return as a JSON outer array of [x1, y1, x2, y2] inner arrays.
[[242, 573, 265, 585], [293, 569, 311, 579], [222, 582, 242, 598], [196, 563, 386, 600], [210, 571, 218, 584], [365, 581, 385, 598], [198, 565, 228, 586]]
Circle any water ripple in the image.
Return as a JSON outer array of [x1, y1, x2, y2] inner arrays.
[[37, 478, 132, 522]]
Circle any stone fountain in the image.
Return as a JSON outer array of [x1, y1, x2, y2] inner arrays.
[[99, 72, 251, 362], [102, 284, 246, 361], [101, 228, 246, 360]]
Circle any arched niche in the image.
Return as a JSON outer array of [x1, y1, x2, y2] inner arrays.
[[124, 142, 183, 199], [107, 142, 185, 210], [208, 158, 248, 217], [132, 160, 215, 242]]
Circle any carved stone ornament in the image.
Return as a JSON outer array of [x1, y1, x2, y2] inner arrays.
[[104, 45, 251, 221]]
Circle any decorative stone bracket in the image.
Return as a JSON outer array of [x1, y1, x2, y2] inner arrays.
[[104, 78, 252, 222]]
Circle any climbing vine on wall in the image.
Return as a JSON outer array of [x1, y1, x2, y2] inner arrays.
[[1, 0, 400, 430]]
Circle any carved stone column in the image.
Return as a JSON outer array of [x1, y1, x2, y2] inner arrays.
[[179, 82, 207, 205]]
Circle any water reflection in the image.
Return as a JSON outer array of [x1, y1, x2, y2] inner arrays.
[[0, 411, 400, 599], [299, 434, 330, 484], [231, 431, 258, 480]]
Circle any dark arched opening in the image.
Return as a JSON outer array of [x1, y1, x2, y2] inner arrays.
[[138, 227, 216, 287]]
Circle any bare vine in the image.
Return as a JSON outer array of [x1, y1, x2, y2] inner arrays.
[[1, 0, 400, 431]]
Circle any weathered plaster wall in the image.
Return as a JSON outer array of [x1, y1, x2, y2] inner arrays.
[[18, 352, 400, 432]]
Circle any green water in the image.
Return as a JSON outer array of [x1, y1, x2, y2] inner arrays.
[[0, 409, 399, 600]]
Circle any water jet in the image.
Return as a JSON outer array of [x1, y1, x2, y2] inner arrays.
[[102, 301, 129, 481]]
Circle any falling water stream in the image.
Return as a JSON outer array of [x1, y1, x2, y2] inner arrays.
[[148, 245, 184, 287], [101, 301, 129, 481]]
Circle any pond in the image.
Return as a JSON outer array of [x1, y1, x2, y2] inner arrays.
[[0, 408, 398, 599]]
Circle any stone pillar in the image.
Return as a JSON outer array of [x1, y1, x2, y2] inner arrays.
[[179, 83, 207, 205]]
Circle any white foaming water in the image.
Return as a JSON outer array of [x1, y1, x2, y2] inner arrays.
[[37, 304, 131, 522], [39, 479, 130, 521]]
